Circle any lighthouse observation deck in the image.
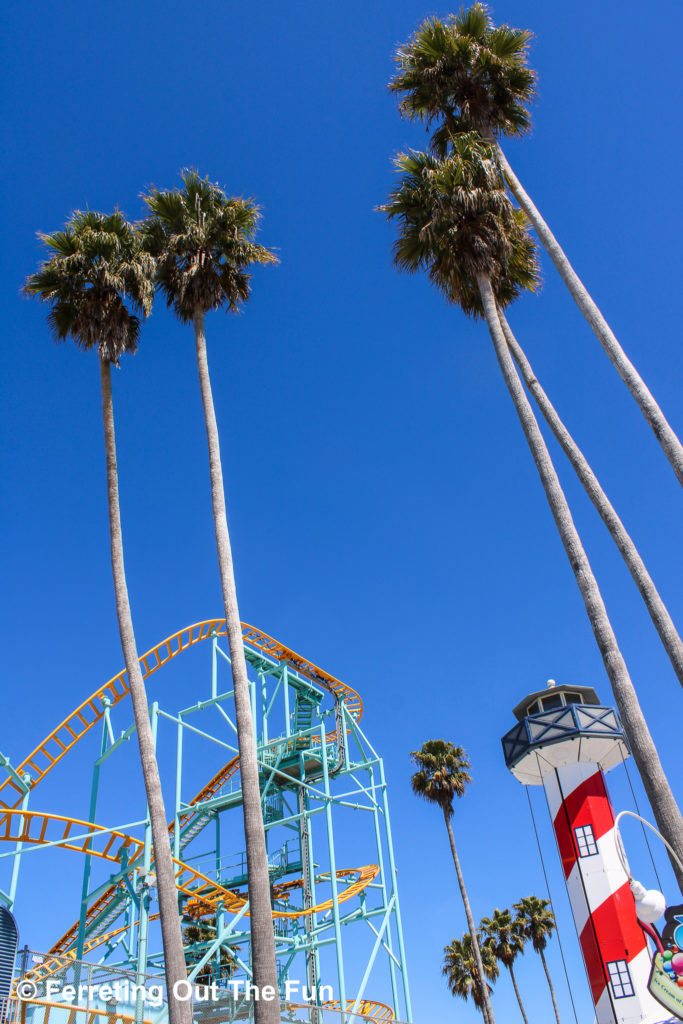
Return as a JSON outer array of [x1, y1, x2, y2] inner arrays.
[[501, 698, 630, 785]]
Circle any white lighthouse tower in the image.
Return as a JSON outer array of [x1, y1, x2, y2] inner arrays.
[[502, 681, 667, 1024]]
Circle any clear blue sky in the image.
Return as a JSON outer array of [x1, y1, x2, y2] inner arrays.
[[1, 0, 682, 1021]]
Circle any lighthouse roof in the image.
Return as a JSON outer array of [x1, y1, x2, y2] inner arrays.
[[512, 684, 600, 722]]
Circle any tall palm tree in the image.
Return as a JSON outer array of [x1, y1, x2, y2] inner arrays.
[[443, 932, 499, 1015], [514, 897, 561, 1024], [389, 4, 683, 486], [23, 211, 191, 1024], [411, 740, 496, 1024], [140, 171, 280, 1024], [497, 308, 683, 690], [480, 909, 528, 1024], [382, 136, 683, 892]]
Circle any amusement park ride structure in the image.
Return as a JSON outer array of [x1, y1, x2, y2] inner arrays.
[[0, 620, 412, 1023]]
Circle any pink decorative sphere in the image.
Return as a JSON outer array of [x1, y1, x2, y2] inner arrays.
[[671, 953, 683, 977]]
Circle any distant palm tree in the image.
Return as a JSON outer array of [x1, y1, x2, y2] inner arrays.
[[443, 932, 499, 1014], [480, 908, 528, 1024], [411, 740, 496, 1024], [514, 897, 561, 1024], [141, 171, 280, 1024], [24, 211, 191, 1024], [382, 135, 683, 892], [389, 4, 683, 485], [182, 917, 239, 985]]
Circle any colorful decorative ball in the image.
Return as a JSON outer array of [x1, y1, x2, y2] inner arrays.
[[670, 953, 683, 977], [664, 950, 674, 961]]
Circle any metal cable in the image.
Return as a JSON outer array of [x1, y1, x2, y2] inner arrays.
[[618, 749, 664, 892], [525, 786, 580, 1024]]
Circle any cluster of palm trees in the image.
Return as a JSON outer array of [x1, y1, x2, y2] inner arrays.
[[24, 175, 281, 1024], [388, 4, 683, 891], [411, 740, 562, 1022], [447, 899, 560, 1023]]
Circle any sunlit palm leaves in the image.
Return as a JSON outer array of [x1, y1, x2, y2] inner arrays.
[[443, 932, 499, 1010], [389, 4, 535, 146], [410, 739, 472, 817], [24, 210, 154, 364], [141, 169, 277, 322], [480, 908, 525, 969], [513, 896, 557, 953], [380, 134, 539, 317]]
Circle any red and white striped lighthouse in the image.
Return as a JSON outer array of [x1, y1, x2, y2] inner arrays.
[[502, 682, 666, 1024]]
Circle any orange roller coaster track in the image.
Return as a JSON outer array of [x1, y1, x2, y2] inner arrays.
[[0, 810, 144, 862], [323, 1001, 395, 1021], [0, 620, 363, 810], [0, 809, 378, 922]]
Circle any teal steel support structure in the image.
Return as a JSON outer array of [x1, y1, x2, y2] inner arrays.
[[1, 631, 412, 1023]]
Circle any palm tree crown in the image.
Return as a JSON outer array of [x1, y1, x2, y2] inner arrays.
[[182, 918, 238, 984], [389, 4, 536, 148], [480, 908, 525, 968], [381, 134, 539, 316], [443, 932, 499, 1009], [514, 896, 557, 953], [23, 210, 154, 364], [410, 739, 472, 817], [141, 169, 277, 322]]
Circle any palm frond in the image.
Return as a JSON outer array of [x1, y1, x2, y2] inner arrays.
[[452, 3, 492, 42]]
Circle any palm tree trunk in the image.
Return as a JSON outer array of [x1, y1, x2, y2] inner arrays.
[[485, 135, 683, 487], [507, 964, 529, 1024], [538, 948, 561, 1024], [443, 808, 495, 1024], [476, 274, 683, 894], [192, 310, 280, 1024], [498, 308, 683, 690], [99, 357, 191, 1024]]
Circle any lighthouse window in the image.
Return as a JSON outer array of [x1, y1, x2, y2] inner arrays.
[[541, 693, 563, 711], [565, 691, 583, 704], [574, 824, 598, 857], [607, 960, 634, 999]]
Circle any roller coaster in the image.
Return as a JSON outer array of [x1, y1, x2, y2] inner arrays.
[[0, 620, 412, 1024]]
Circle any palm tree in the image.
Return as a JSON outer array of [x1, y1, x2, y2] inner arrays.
[[443, 932, 499, 1014], [389, 4, 683, 486], [411, 740, 496, 1024], [23, 211, 191, 1024], [496, 308, 683, 690], [140, 171, 280, 1024], [480, 909, 528, 1024], [514, 897, 561, 1024], [182, 917, 239, 985], [382, 136, 683, 893]]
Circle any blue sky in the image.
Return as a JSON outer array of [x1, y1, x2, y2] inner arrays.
[[1, 0, 682, 1021]]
